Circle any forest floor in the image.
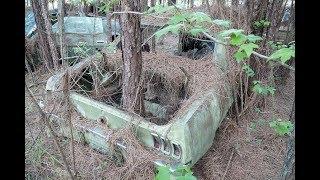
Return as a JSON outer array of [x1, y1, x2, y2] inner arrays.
[[25, 34, 295, 179]]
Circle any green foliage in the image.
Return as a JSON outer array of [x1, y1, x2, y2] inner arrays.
[[189, 12, 212, 24], [212, 19, 231, 28], [98, 0, 119, 13], [168, 13, 189, 25], [234, 50, 247, 63], [155, 166, 171, 180], [269, 119, 294, 136], [268, 41, 288, 50], [252, 81, 276, 96], [219, 29, 244, 37], [269, 47, 295, 64], [247, 34, 263, 43], [156, 11, 222, 39], [155, 24, 183, 39], [146, 4, 175, 14], [230, 33, 247, 46], [254, 20, 270, 28], [233, 42, 258, 63], [155, 165, 197, 180], [239, 43, 259, 56], [242, 64, 255, 77], [189, 26, 209, 36]]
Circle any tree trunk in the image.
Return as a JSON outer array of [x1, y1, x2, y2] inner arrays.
[[141, 0, 148, 11], [168, 0, 176, 6], [205, 0, 212, 17], [106, 12, 113, 43], [120, 0, 145, 115], [58, 0, 67, 67], [31, 0, 54, 70], [40, 0, 60, 71], [151, 0, 156, 52]]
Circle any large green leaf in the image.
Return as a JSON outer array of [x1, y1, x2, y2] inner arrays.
[[252, 81, 276, 96], [155, 24, 183, 39], [155, 166, 171, 180], [234, 50, 248, 63], [239, 43, 259, 56], [269, 48, 295, 64], [230, 33, 247, 46], [168, 13, 189, 25], [219, 29, 244, 37], [189, 12, 212, 23], [212, 19, 231, 28], [247, 34, 263, 43]]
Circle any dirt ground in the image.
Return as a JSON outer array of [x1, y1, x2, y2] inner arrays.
[[25, 34, 295, 179]]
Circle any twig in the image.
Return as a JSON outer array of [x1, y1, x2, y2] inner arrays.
[[25, 84, 75, 180], [112, 11, 144, 15], [222, 148, 235, 180]]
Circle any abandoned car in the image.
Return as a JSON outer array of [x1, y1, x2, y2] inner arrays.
[[46, 41, 233, 171]]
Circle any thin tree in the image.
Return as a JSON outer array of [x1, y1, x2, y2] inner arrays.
[[150, 0, 156, 52], [58, 0, 67, 66], [39, 0, 60, 71], [31, 0, 54, 70], [120, 0, 145, 115], [141, 0, 148, 11]]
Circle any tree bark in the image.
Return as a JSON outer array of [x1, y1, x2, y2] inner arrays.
[[205, 0, 212, 17], [31, 0, 54, 70], [58, 0, 67, 67], [39, 0, 60, 70], [151, 0, 156, 52], [168, 0, 176, 6], [106, 12, 113, 43], [120, 0, 145, 115], [141, 0, 148, 11]]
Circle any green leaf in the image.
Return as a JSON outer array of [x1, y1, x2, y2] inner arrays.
[[155, 166, 171, 180], [155, 24, 183, 40], [263, 21, 271, 27], [247, 34, 263, 43], [146, 4, 175, 14], [189, 27, 207, 36], [266, 86, 276, 95], [269, 48, 295, 64], [242, 64, 255, 77], [189, 12, 212, 23], [219, 29, 244, 37], [252, 81, 276, 96], [168, 13, 189, 25], [239, 43, 259, 56], [269, 119, 294, 136], [230, 33, 247, 46], [234, 50, 248, 63], [212, 19, 231, 28]]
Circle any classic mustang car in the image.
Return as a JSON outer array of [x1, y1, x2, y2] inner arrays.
[[48, 42, 232, 171]]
